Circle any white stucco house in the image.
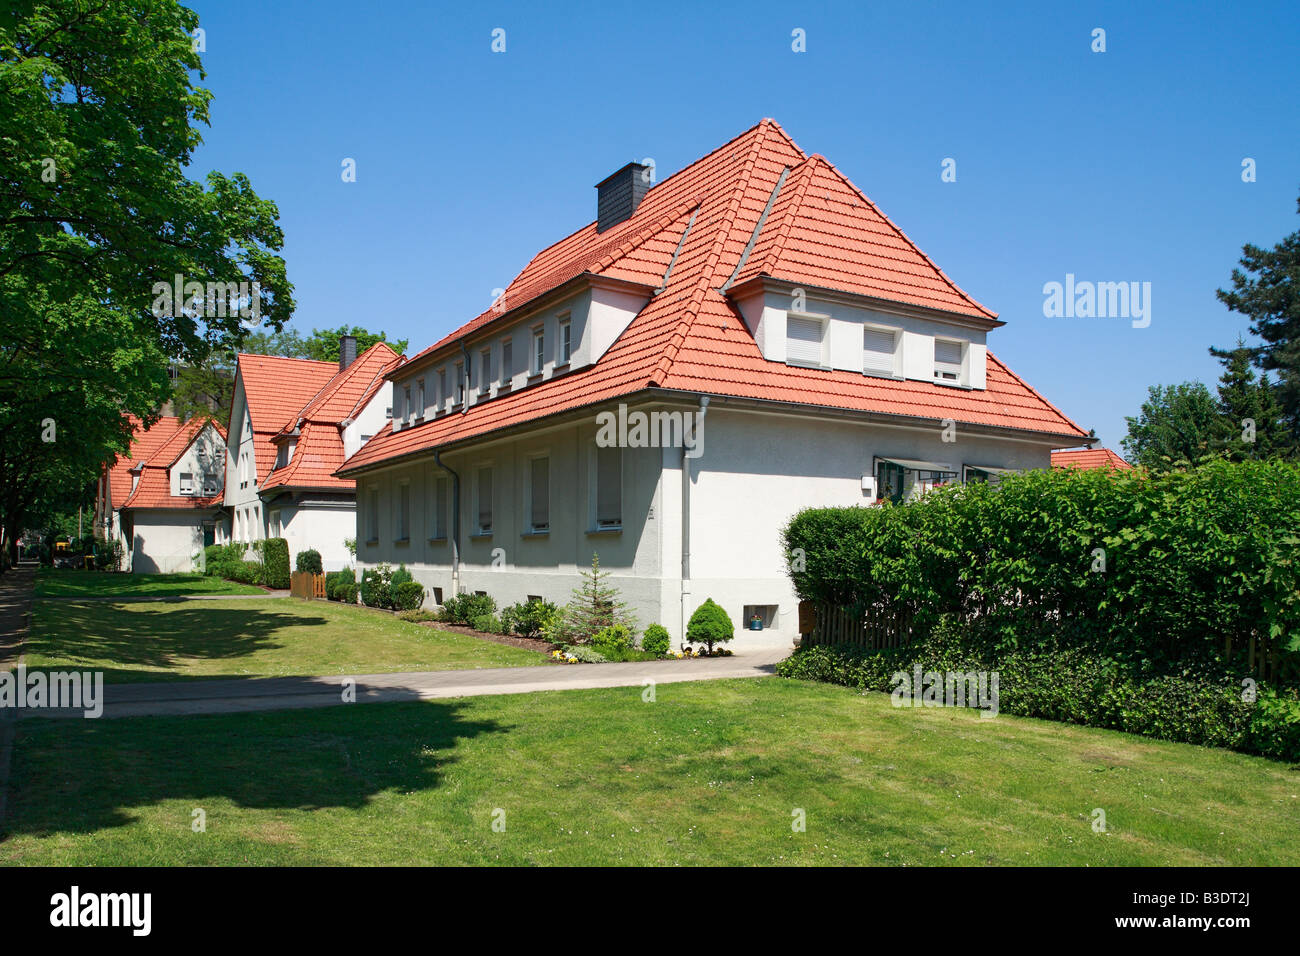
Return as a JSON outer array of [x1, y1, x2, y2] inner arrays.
[[336, 119, 1094, 644], [218, 339, 401, 571], [97, 416, 228, 573]]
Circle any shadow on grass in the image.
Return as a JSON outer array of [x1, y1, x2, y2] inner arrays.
[[25, 602, 323, 673], [2, 698, 507, 840]]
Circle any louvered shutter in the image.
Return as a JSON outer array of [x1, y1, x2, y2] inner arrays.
[[786, 316, 824, 365], [863, 328, 895, 373]]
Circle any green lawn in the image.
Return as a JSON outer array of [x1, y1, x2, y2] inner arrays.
[[34, 568, 265, 598], [21, 597, 547, 682], [2, 678, 1296, 866]]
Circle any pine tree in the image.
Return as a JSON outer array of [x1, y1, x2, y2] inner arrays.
[[553, 553, 637, 644], [1209, 340, 1290, 459]]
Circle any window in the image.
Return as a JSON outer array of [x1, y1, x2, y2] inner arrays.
[[415, 379, 425, 419], [476, 467, 493, 533], [403, 384, 412, 424], [431, 475, 448, 539], [876, 460, 906, 505], [397, 482, 410, 541], [786, 314, 826, 367], [934, 339, 963, 382], [366, 487, 379, 543], [558, 316, 572, 364], [529, 456, 550, 532], [532, 327, 545, 375], [203, 473, 220, 495], [863, 327, 896, 376], [268, 510, 281, 537], [179, 472, 194, 494], [595, 445, 622, 529], [437, 368, 447, 410], [500, 339, 513, 387], [455, 362, 465, 405], [479, 348, 492, 395]]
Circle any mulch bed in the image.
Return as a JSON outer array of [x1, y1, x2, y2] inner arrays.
[[416, 620, 554, 653]]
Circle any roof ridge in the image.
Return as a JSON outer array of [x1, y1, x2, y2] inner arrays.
[[651, 121, 775, 384], [748, 154, 818, 281], [986, 351, 1089, 436], [810, 153, 998, 321]]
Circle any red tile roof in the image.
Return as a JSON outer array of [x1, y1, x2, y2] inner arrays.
[[241, 342, 403, 493], [120, 420, 226, 511], [104, 415, 183, 509], [340, 119, 1087, 476], [1051, 448, 1132, 470]]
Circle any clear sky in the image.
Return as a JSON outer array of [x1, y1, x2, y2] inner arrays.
[[186, 0, 1299, 452]]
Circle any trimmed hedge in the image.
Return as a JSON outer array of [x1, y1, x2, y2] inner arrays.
[[261, 537, 290, 589], [686, 598, 734, 652], [441, 592, 496, 625], [783, 459, 1300, 683], [776, 633, 1300, 761], [641, 623, 671, 657], [393, 581, 425, 611], [295, 549, 323, 574], [325, 569, 356, 603]]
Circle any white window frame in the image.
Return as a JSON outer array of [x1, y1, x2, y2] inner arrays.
[[558, 315, 572, 365], [785, 312, 828, 368], [475, 465, 494, 535], [526, 453, 550, 533], [479, 347, 492, 395], [531, 326, 545, 375], [179, 472, 194, 495], [414, 378, 425, 420], [593, 443, 622, 531], [934, 338, 965, 384], [500, 338, 513, 387]]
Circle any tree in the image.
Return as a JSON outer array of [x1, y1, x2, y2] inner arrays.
[[1208, 340, 1290, 459], [1121, 382, 1219, 470], [686, 598, 735, 654], [552, 553, 636, 644], [301, 326, 409, 363], [1216, 190, 1300, 443]]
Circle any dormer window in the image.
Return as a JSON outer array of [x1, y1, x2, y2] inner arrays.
[[786, 314, 827, 368], [934, 339, 964, 383], [179, 472, 194, 495], [437, 368, 447, 411], [532, 327, 545, 375], [558, 316, 572, 365], [500, 339, 513, 387], [863, 327, 897, 376], [455, 362, 465, 405], [403, 384, 412, 424], [415, 378, 425, 420], [479, 348, 492, 395]]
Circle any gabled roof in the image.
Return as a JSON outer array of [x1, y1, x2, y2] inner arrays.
[[340, 119, 1088, 476], [240, 342, 403, 494], [104, 415, 182, 509], [1051, 447, 1132, 470], [120, 418, 226, 512]]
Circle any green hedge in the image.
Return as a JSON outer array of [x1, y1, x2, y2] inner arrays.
[[777, 635, 1300, 761], [393, 581, 425, 611], [295, 549, 322, 574], [783, 459, 1300, 684], [441, 592, 496, 625]]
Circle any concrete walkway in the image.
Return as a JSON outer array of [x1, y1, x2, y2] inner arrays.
[[26, 647, 790, 720]]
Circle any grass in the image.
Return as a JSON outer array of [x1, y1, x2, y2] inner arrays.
[[2, 678, 1296, 866], [34, 568, 265, 598], [21, 597, 548, 682]]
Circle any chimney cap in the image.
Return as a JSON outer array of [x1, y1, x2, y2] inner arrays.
[[594, 161, 651, 189]]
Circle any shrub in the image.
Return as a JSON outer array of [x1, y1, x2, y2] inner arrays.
[[261, 537, 290, 589], [203, 542, 247, 578], [393, 580, 425, 611], [335, 578, 358, 605], [295, 549, 323, 574], [782, 459, 1300, 682], [592, 623, 633, 654], [472, 613, 504, 634], [441, 591, 496, 625], [775, 632, 1300, 762], [641, 623, 671, 657], [326, 569, 355, 601], [687, 598, 734, 653], [398, 609, 436, 623], [360, 563, 394, 609], [227, 560, 263, 585], [501, 598, 558, 639], [560, 645, 608, 663], [391, 564, 413, 587]]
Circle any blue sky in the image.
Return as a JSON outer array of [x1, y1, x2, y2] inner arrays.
[[187, 0, 1299, 452]]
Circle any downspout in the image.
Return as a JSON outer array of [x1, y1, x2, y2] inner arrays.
[[680, 395, 709, 641], [434, 449, 461, 596]]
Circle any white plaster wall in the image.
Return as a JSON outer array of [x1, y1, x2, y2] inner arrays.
[[131, 511, 206, 574], [276, 502, 356, 572]]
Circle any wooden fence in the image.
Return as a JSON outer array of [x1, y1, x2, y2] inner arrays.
[[289, 571, 327, 599], [799, 600, 916, 649]]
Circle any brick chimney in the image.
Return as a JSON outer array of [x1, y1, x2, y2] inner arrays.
[[339, 334, 357, 371]]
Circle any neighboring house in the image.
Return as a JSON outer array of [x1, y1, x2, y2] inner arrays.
[[96, 416, 228, 573], [220, 338, 401, 570], [336, 119, 1093, 642], [1051, 447, 1132, 470]]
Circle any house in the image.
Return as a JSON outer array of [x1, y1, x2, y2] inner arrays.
[[1051, 447, 1132, 470], [96, 415, 228, 573], [219, 338, 402, 570], [335, 119, 1093, 643]]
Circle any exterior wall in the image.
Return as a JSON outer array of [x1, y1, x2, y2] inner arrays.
[[130, 510, 210, 573], [269, 498, 356, 572], [169, 424, 226, 497], [355, 398, 1056, 649], [223, 381, 265, 542]]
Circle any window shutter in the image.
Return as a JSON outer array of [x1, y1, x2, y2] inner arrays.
[[596, 446, 621, 526], [786, 316, 824, 365], [935, 339, 963, 366], [863, 328, 895, 373], [478, 468, 492, 531], [531, 457, 549, 530]]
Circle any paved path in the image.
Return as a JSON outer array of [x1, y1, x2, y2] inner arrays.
[[0, 565, 35, 827], [25, 647, 790, 720]]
